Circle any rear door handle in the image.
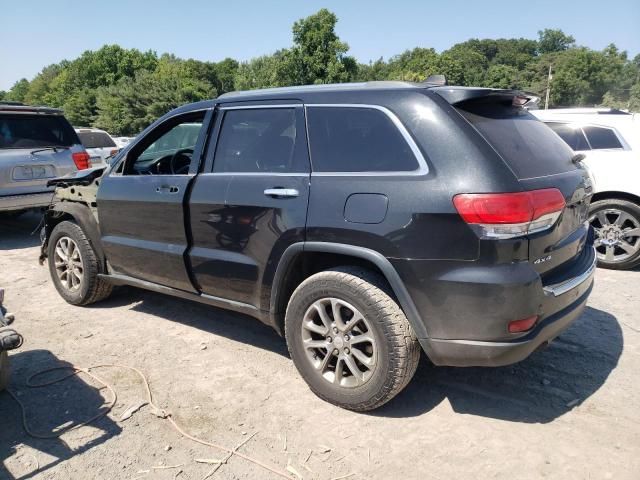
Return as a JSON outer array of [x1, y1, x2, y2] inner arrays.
[[264, 188, 299, 198], [156, 185, 180, 194]]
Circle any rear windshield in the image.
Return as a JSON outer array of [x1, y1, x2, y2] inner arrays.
[[0, 114, 79, 149], [457, 102, 575, 179], [77, 130, 117, 149]]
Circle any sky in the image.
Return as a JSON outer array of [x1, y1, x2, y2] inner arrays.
[[1, 0, 639, 91]]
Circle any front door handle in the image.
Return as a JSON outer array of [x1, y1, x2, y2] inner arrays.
[[156, 185, 180, 194], [264, 188, 299, 198]]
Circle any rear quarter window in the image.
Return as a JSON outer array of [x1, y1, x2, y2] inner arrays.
[[583, 126, 623, 150], [0, 114, 79, 149], [306, 106, 419, 172], [545, 122, 591, 151], [457, 103, 575, 180]]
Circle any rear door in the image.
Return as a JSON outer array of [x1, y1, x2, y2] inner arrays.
[[97, 109, 211, 291], [456, 100, 593, 275], [188, 104, 310, 309]]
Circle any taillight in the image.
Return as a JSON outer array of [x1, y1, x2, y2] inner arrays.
[[72, 151, 91, 170], [453, 188, 566, 239], [508, 315, 538, 333], [110, 149, 119, 157]]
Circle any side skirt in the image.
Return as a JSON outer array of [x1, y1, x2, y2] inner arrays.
[[98, 273, 270, 325]]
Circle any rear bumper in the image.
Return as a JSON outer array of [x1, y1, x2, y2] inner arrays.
[[393, 245, 596, 367], [0, 192, 52, 212], [420, 281, 592, 366]]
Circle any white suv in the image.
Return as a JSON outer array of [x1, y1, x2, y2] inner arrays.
[[532, 108, 640, 269], [74, 127, 119, 166]]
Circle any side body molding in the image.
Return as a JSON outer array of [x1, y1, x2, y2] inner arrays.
[[269, 241, 428, 339]]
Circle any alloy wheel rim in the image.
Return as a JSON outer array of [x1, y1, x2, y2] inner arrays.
[[589, 209, 640, 263], [301, 297, 377, 388], [54, 236, 84, 291]]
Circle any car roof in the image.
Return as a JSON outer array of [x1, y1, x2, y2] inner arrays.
[[0, 102, 63, 115]]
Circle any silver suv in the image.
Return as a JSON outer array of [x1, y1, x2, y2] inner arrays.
[[0, 102, 88, 213]]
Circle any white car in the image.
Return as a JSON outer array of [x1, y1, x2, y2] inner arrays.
[[113, 136, 134, 149], [74, 127, 119, 166], [532, 108, 640, 269]]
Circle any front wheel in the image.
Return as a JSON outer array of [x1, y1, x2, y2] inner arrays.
[[285, 267, 420, 411], [47, 221, 113, 305], [589, 199, 640, 270]]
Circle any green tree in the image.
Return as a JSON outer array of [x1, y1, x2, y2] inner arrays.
[[538, 29, 575, 54], [6, 79, 30, 102]]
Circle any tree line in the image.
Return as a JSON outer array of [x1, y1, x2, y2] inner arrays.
[[2, 9, 638, 135]]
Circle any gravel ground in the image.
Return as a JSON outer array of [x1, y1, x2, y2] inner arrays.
[[1, 212, 639, 480]]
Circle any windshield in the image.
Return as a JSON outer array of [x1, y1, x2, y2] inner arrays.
[[0, 114, 78, 149], [77, 130, 116, 149]]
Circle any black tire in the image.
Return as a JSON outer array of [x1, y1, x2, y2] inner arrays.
[[285, 266, 420, 411], [589, 199, 640, 270], [0, 351, 9, 392], [48, 221, 113, 305]]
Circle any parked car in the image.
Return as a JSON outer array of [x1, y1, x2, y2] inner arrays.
[[532, 108, 640, 269], [0, 288, 22, 391], [41, 82, 595, 411], [0, 102, 89, 214], [113, 136, 135, 149], [74, 127, 119, 166]]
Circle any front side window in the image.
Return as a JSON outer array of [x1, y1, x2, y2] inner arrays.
[[546, 122, 590, 151], [213, 108, 299, 173], [306, 107, 419, 172], [123, 113, 205, 175], [583, 126, 623, 150]]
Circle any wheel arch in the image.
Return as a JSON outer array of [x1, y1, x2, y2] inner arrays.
[[591, 190, 640, 207], [39, 202, 105, 268], [268, 242, 428, 340]]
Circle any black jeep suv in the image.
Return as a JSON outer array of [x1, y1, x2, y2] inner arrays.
[[40, 81, 596, 411]]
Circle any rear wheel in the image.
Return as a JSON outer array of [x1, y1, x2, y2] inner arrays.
[[589, 199, 640, 270], [285, 267, 420, 411], [48, 221, 113, 305]]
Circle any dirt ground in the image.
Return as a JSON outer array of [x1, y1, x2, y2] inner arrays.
[[1, 212, 639, 480]]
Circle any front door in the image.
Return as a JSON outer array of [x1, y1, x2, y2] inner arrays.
[[97, 110, 211, 291], [189, 104, 310, 309]]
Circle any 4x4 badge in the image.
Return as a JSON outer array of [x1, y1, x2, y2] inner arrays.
[[534, 255, 552, 265]]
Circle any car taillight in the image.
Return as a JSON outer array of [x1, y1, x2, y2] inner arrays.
[[453, 188, 566, 239], [508, 315, 538, 333], [110, 149, 119, 157], [72, 151, 91, 170]]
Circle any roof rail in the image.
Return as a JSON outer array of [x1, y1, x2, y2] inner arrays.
[[0, 100, 25, 106]]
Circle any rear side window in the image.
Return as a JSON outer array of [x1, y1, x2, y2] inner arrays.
[[0, 114, 78, 149], [546, 122, 590, 151], [457, 103, 575, 179], [213, 108, 301, 173], [306, 107, 419, 172], [583, 126, 623, 150], [77, 131, 116, 148]]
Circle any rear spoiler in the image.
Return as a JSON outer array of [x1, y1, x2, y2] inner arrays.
[[430, 86, 539, 107]]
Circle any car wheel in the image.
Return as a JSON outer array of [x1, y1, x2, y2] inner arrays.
[[48, 221, 113, 305], [0, 352, 9, 392], [589, 199, 640, 270], [285, 267, 420, 411]]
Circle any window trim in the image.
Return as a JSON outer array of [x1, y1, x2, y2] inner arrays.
[[304, 103, 429, 176], [543, 120, 629, 152]]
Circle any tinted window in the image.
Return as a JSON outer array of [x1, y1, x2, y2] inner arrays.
[[306, 107, 419, 172], [546, 122, 590, 151], [214, 108, 300, 173], [583, 126, 623, 150], [0, 114, 78, 149], [77, 131, 116, 149], [457, 103, 575, 179]]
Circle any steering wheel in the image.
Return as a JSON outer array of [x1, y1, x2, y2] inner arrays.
[[170, 148, 194, 174]]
